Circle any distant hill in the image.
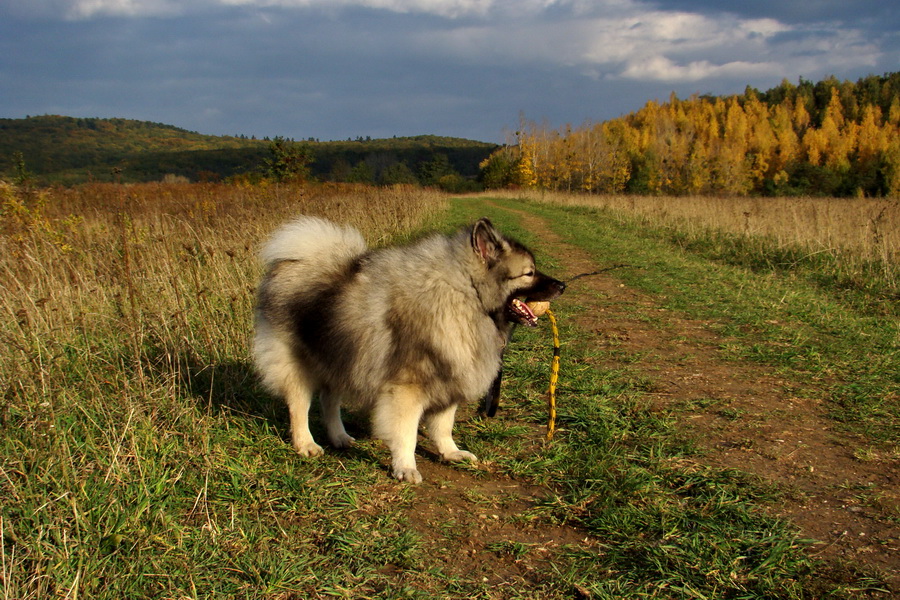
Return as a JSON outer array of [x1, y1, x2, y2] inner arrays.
[[0, 115, 498, 186], [0, 116, 261, 183]]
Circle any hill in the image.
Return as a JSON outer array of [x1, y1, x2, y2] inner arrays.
[[0, 115, 498, 185], [0, 116, 260, 183]]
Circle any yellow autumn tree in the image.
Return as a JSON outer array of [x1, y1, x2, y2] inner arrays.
[[855, 104, 888, 165], [820, 88, 855, 172], [599, 120, 635, 193], [744, 92, 777, 186], [770, 102, 801, 174], [489, 73, 900, 197], [713, 97, 751, 195]]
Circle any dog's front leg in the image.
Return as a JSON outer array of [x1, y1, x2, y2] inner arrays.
[[425, 403, 477, 463], [372, 385, 425, 483]]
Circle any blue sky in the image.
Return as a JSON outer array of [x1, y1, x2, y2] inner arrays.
[[1, 0, 897, 143]]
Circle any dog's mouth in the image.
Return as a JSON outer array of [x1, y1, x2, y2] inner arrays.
[[506, 277, 566, 327], [507, 298, 540, 327]]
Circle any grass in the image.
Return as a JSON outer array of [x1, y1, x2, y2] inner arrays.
[[1, 182, 893, 598], [484, 195, 899, 446], [446, 199, 823, 598], [503, 190, 900, 281], [0, 181, 446, 598]]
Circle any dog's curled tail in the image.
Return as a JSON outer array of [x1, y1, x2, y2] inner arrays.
[[260, 216, 367, 269]]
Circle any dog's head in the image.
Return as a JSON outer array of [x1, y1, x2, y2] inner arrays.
[[470, 218, 565, 327]]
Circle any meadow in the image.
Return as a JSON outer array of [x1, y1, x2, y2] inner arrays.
[[504, 189, 900, 286], [1, 182, 897, 598], [0, 182, 446, 597]]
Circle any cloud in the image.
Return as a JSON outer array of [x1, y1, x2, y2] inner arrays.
[[407, 10, 795, 82], [14, 0, 513, 19], [5, 1, 889, 84], [220, 0, 496, 19], [10, 0, 634, 20], [1, 0, 895, 143], [620, 56, 776, 82]]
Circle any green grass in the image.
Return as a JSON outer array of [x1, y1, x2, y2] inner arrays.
[[2, 187, 893, 598], [447, 199, 823, 598], [487, 198, 899, 446]]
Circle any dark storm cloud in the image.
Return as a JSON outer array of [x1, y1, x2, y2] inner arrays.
[[1, 0, 896, 142]]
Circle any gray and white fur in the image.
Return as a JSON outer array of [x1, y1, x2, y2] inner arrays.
[[253, 216, 564, 483]]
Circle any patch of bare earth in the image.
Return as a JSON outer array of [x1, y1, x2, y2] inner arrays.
[[405, 460, 597, 594], [508, 209, 900, 594]]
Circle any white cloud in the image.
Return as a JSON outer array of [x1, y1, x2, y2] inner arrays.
[[34, 0, 503, 19], [410, 11, 792, 80], [67, 0, 183, 18], [405, 7, 886, 86], [15, 0, 594, 20], [620, 56, 777, 82]]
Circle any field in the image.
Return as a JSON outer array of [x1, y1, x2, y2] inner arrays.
[[1, 182, 898, 598]]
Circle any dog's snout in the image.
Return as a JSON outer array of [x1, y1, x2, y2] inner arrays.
[[546, 278, 566, 298]]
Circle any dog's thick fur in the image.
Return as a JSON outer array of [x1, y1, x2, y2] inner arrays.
[[253, 216, 564, 482]]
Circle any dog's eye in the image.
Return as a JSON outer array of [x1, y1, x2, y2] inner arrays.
[[508, 270, 535, 280]]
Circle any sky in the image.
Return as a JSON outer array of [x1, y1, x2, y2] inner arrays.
[[1, 0, 897, 143]]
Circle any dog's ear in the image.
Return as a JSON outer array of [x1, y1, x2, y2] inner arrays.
[[471, 218, 505, 264]]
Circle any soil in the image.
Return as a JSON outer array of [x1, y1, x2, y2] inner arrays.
[[402, 209, 900, 596]]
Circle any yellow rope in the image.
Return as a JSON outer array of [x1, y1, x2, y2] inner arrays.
[[546, 308, 560, 440]]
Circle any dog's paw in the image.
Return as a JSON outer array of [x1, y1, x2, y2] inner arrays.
[[293, 441, 325, 457], [392, 467, 423, 484], [330, 433, 356, 449], [442, 450, 478, 463]]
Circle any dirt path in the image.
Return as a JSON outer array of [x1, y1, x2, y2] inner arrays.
[[402, 207, 899, 595], [511, 208, 900, 593]]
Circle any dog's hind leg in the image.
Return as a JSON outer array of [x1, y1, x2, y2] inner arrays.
[[372, 385, 425, 483], [425, 404, 477, 463], [319, 391, 355, 449], [282, 368, 324, 457], [253, 325, 323, 457]]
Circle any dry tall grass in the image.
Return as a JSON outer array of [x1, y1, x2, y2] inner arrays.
[[0, 180, 445, 451], [499, 190, 900, 264], [495, 190, 900, 286], [0, 181, 446, 597]]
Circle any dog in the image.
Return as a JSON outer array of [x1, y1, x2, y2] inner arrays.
[[253, 216, 564, 483]]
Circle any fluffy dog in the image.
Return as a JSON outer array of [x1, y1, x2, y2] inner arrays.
[[253, 217, 564, 482]]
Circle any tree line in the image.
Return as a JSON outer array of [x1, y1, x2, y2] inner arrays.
[[0, 116, 497, 189], [481, 73, 900, 197], [254, 136, 487, 192]]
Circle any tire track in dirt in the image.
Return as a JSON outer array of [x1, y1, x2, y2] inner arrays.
[[508, 206, 900, 594]]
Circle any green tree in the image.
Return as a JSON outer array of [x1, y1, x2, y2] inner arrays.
[[379, 161, 419, 185], [12, 151, 32, 187], [418, 154, 456, 186], [346, 161, 375, 184], [478, 147, 518, 189], [264, 136, 312, 183]]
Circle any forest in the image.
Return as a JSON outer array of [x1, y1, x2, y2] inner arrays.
[[0, 116, 497, 190], [5, 72, 900, 196], [481, 72, 900, 197]]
